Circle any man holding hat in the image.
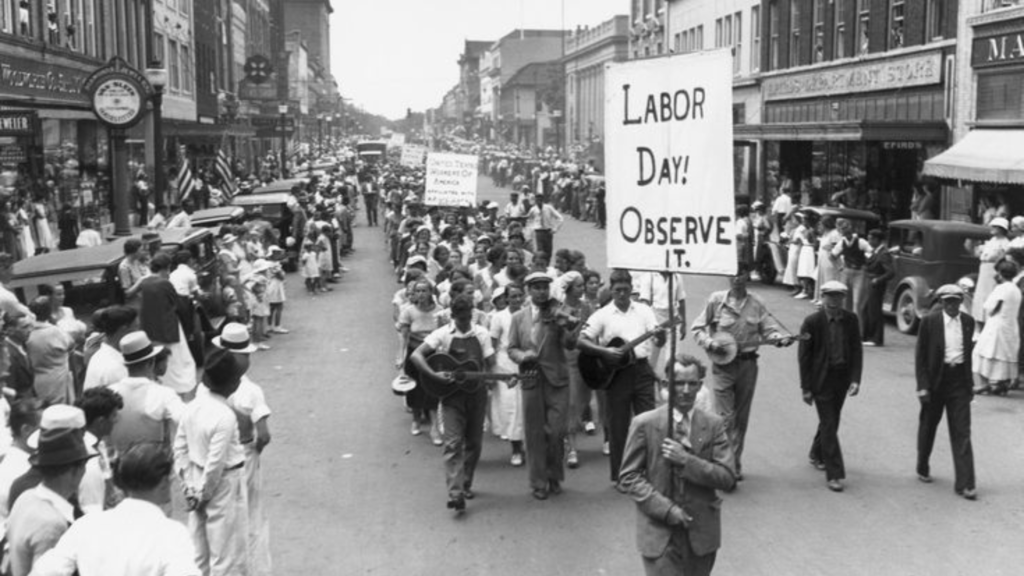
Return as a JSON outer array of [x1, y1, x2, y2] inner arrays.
[[798, 280, 863, 492], [173, 349, 250, 575], [6, 427, 95, 576], [508, 272, 577, 500], [108, 331, 184, 456], [914, 284, 977, 500]]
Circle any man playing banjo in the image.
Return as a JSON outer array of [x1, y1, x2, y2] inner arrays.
[[691, 263, 795, 483]]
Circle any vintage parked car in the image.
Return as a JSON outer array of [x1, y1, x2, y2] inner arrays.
[[190, 206, 246, 229], [249, 177, 309, 196], [883, 219, 991, 334], [231, 192, 299, 269]]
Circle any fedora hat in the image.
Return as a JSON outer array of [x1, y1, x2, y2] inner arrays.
[[212, 322, 258, 354], [120, 331, 165, 365], [29, 428, 97, 468], [26, 405, 87, 450], [204, 349, 247, 391]]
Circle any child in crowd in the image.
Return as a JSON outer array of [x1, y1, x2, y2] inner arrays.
[[222, 275, 246, 324], [301, 242, 319, 295], [266, 247, 289, 334], [247, 280, 271, 351]]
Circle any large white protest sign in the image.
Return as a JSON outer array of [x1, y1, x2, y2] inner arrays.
[[425, 153, 478, 207], [401, 144, 427, 167], [604, 50, 736, 275], [389, 132, 406, 148]]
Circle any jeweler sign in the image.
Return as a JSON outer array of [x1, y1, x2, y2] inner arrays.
[[424, 153, 478, 207], [604, 49, 735, 275]]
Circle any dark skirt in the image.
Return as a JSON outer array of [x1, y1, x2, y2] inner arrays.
[[403, 343, 438, 418]]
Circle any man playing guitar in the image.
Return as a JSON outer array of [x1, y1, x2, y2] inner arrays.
[[577, 269, 666, 484], [410, 294, 496, 514]]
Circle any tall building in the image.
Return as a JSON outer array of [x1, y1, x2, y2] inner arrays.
[[283, 0, 333, 80], [924, 1, 1024, 221], [743, 0, 957, 217], [564, 15, 630, 170], [630, 0, 671, 58], [459, 40, 493, 138], [501, 61, 562, 148]]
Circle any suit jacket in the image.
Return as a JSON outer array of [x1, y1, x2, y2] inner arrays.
[[618, 404, 736, 558], [138, 276, 181, 343], [506, 303, 572, 387], [798, 309, 863, 394], [915, 309, 975, 392]]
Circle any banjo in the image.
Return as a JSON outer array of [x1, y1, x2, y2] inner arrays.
[[705, 331, 807, 365]]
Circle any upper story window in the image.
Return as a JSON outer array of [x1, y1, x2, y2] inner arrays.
[[789, 0, 801, 67], [751, 6, 761, 72], [834, 0, 847, 59], [857, 0, 870, 55], [734, 12, 742, 75], [981, 0, 1022, 14], [769, 1, 780, 70], [889, 0, 905, 49], [813, 0, 826, 63], [925, 0, 944, 41]]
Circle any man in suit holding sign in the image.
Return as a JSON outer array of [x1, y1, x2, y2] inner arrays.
[[691, 263, 794, 482], [619, 354, 736, 576], [410, 295, 496, 514], [578, 269, 665, 484]]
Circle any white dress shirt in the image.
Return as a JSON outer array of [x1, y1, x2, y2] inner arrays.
[[82, 343, 127, 391], [637, 272, 687, 311], [943, 311, 964, 365], [582, 301, 659, 360], [0, 445, 31, 522], [169, 264, 199, 297], [30, 498, 199, 576], [172, 387, 245, 503]]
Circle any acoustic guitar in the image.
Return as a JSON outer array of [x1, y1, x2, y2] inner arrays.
[[577, 316, 688, 391], [422, 353, 536, 399]]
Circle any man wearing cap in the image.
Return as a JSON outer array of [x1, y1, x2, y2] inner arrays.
[[30, 443, 200, 576], [504, 191, 527, 219], [915, 284, 977, 500], [410, 295, 495, 513], [691, 265, 793, 482], [831, 218, 872, 335], [508, 272, 577, 500], [6, 427, 95, 576], [108, 331, 184, 456], [173, 350, 250, 575], [798, 281, 863, 492]]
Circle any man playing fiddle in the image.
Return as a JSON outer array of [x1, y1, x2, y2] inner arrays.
[[508, 272, 579, 500]]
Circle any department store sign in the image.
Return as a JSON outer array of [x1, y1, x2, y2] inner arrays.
[[0, 55, 92, 105], [972, 25, 1024, 69], [763, 52, 942, 101]]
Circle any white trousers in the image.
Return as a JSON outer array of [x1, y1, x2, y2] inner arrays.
[[189, 466, 251, 576], [244, 444, 272, 576]]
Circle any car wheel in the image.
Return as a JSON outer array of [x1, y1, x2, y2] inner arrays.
[[896, 289, 920, 335]]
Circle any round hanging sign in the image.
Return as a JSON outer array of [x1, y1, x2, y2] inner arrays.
[[92, 75, 146, 128]]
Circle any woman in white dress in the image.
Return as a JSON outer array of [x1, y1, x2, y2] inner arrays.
[[488, 283, 525, 466], [32, 198, 54, 251], [973, 259, 1021, 396], [815, 216, 842, 304], [971, 218, 1011, 322], [16, 200, 35, 258], [782, 211, 804, 293], [795, 216, 818, 299]]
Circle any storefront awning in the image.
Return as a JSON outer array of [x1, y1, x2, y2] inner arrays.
[[922, 130, 1024, 185], [734, 121, 948, 142]]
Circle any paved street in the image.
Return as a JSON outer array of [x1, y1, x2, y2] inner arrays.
[[254, 176, 1024, 575]]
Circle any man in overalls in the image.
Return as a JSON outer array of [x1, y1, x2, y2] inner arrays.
[[411, 295, 496, 514]]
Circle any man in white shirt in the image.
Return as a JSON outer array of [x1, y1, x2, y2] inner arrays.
[[31, 443, 200, 576], [166, 204, 194, 229], [173, 350, 250, 575], [578, 269, 664, 483], [526, 194, 564, 259], [0, 399, 41, 527], [504, 191, 527, 219], [637, 272, 687, 382]]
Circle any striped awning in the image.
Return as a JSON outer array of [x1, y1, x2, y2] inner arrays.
[[923, 130, 1024, 185]]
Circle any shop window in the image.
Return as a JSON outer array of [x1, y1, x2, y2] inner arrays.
[[751, 6, 761, 72], [789, 0, 801, 68], [925, 0, 943, 41], [769, 0, 779, 70], [889, 0, 905, 49], [834, 0, 847, 59], [856, 0, 870, 55], [813, 0, 825, 62]]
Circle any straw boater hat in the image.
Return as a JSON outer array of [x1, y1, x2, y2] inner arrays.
[[120, 331, 165, 365], [213, 322, 258, 354]]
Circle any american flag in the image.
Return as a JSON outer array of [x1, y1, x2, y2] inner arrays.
[[176, 146, 197, 204], [214, 148, 237, 201]]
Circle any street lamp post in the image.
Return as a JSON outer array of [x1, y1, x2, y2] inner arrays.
[[278, 103, 289, 178], [318, 113, 324, 155], [144, 67, 168, 211]]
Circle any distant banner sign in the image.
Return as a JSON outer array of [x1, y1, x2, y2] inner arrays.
[[401, 144, 426, 167], [424, 153, 478, 207], [604, 50, 736, 275], [389, 133, 406, 148]]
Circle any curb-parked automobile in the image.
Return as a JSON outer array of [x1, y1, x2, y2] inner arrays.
[[883, 219, 991, 334]]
